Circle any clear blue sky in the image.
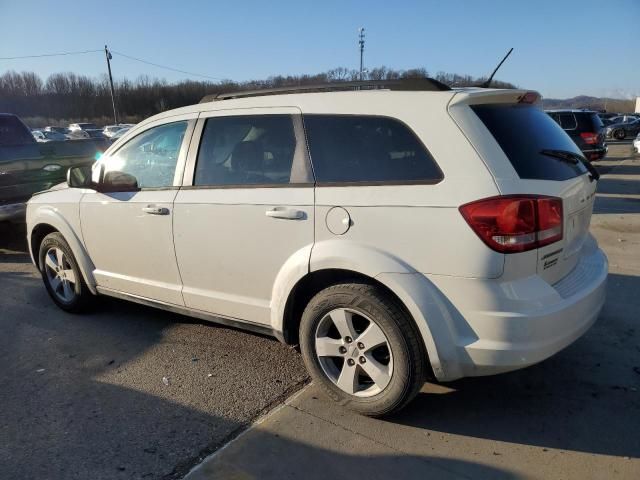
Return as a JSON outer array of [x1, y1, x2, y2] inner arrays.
[[1, 0, 638, 99]]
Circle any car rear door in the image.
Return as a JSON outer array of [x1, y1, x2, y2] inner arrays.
[[173, 108, 314, 325]]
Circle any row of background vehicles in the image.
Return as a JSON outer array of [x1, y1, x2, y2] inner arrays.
[[0, 114, 113, 221], [31, 123, 135, 143], [546, 109, 640, 161]]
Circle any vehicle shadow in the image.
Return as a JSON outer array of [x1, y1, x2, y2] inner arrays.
[[0, 265, 519, 480], [594, 194, 640, 214], [389, 271, 640, 459], [186, 429, 519, 480], [596, 178, 640, 196], [0, 260, 305, 479], [0, 221, 28, 255]]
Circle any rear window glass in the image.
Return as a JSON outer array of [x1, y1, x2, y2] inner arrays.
[[472, 105, 587, 181], [0, 116, 35, 145], [558, 113, 577, 130], [576, 112, 603, 131], [304, 115, 442, 184]]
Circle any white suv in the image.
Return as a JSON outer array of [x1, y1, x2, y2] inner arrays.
[[26, 80, 608, 416]]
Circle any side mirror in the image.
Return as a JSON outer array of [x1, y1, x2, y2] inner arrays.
[[67, 165, 94, 189], [100, 171, 139, 192]]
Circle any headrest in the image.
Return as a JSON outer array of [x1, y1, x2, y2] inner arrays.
[[231, 141, 263, 172]]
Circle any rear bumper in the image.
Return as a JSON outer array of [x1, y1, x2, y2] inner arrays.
[[433, 238, 606, 379], [382, 236, 608, 382], [0, 202, 26, 222], [582, 145, 607, 161]]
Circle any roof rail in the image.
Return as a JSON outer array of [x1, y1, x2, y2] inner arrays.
[[199, 78, 451, 103]]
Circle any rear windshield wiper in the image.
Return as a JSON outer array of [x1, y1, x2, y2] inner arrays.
[[539, 149, 600, 182]]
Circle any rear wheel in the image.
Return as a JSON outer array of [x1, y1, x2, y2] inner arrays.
[[39, 232, 92, 312], [299, 283, 426, 416], [614, 129, 626, 140]]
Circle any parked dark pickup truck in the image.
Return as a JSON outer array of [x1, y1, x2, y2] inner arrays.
[[0, 113, 107, 222]]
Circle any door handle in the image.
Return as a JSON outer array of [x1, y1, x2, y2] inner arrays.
[[142, 205, 170, 215], [265, 207, 305, 220]]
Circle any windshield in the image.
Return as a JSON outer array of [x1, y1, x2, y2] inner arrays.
[[472, 104, 588, 181]]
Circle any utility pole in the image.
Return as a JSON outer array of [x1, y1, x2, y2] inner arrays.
[[104, 45, 118, 124], [358, 27, 365, 80]]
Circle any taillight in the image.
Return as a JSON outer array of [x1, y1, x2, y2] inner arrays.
[[580, 132, 598, 145], [459, 195, 563, 253]]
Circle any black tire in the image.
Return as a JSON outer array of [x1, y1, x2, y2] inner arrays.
[[299, 282, 426, 417], [38, 232, 93, 313], [614, 129, 626, 140]]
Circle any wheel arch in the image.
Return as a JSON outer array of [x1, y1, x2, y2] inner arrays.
[[28, 208, 97, 294]]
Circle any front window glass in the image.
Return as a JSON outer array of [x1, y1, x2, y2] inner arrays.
[[102, 121, 187, 189]]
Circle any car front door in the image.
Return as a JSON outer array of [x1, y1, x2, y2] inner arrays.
[[173, 108, 314, 325], [80, 115, 196, 305]]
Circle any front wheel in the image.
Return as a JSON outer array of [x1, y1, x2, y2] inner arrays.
[[299, 283, 426, 416], [39, 232, 93, 313], [614, 129, 626, 140]]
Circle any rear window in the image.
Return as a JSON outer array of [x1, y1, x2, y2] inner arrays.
[[472, 105, 587, 181], [304, 115, 442, 184], [558, 113, 577, 130], [0, 116, 35, 146], [575, 112, 603, 131]]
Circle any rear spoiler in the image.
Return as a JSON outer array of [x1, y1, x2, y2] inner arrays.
[[448, 89, 542, 109]]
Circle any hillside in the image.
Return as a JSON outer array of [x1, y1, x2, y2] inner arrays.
[[543, 95, 635, 113]]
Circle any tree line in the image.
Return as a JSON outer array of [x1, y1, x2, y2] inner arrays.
[[0, 67, 517, 127]]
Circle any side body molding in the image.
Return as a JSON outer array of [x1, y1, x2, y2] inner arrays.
[[28, 206, 97, 294]]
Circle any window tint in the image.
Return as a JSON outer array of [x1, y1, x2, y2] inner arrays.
[[472, 104, 587, 181], [195, 115, 300, 186], [103, 121, 187, 189], [558, 113, 577, 130], [575, 112, 603, 131], [304, 115, 442, 184], [0, 116, 35, 145]]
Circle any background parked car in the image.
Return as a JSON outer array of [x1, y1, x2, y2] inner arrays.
[[103, 125, 123, 138], [44, 126, 70, 135], [604, 115, 640, 140], [598, 113, 620, 126], [109, 125, 132, 142], [32, 130, 67, 142], [68, 122, 99, 132], [68, 122, 105, 140], [0, 113, 106, 222], [546, 109, 607, 161]]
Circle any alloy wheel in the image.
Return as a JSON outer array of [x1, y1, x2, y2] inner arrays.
[[314, 308, 394, 397], [44, 247, 77, 303]]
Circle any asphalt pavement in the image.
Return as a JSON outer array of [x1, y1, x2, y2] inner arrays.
[[0, 228, 308, 479]]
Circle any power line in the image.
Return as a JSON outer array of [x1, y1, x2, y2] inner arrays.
[[0, 49, 102, 60], [111, 50, 222, 81], [0, 47, 222, 82]]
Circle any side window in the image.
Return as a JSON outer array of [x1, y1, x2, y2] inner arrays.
[[103, 121, 187, 189], [194, 115, 304, 186], [304, 115, 443, 184], [558, 113, 577, 130]]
